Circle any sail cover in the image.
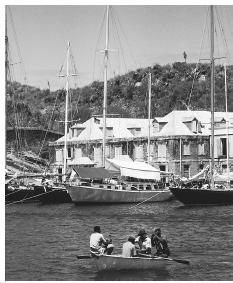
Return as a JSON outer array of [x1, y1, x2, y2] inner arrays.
[[213, 171, 233, 182], [73, 167, 113, 179], [106, 159, 160, 180]]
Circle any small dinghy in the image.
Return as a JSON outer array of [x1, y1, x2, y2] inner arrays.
[[93, 254, 170, 271], [76, 253, 189, 271]]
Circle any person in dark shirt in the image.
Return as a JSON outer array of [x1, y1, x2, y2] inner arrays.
[[151, 228, 170, 257]]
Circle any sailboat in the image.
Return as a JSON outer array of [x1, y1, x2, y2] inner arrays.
[[66, 6, 173, 204], [169, 6, 233, 206], [5, 8, 49, 204], [33, 42, 75, 204]]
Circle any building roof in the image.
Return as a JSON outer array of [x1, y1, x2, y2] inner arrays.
[[53, 110, 233, 144], [154, 110, 233, 137]]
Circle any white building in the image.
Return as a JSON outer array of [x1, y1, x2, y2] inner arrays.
[[49, 110, 233, 177]]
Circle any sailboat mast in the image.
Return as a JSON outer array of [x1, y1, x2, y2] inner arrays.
[[224, 63, 230, 188], [210, 5, 215, 188], [102, 5, 109, 168], [63, 41, 70, 181], [147, 71, 152, 164], [5, 6, 9, 86]]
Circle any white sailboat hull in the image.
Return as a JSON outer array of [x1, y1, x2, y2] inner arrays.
[[67, 184, 173, 203]]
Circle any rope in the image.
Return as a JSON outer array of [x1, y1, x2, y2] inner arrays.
[[112, 6, 138, 71], [188, 6, 209, 108], [92, 7, 106, 82], [5, 186, 32, 197], [215, 7, 231, 62], [35, 90, 60, 165], [111, 8, 128, 74], [8, 7, 27, 84], [5, 188, 62, 206], [128, 191, 164, 210]]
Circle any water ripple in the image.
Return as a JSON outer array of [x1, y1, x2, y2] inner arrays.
[[6, 201, 233, 280]]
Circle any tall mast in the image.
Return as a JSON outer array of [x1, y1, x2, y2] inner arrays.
[[210, 5, 215, 188], [224, 62, 230, 188], [63, 41, 70, 181], [5, 6, 9, 87], [102, 5, 109, 167], [147, 70, 152, 164]]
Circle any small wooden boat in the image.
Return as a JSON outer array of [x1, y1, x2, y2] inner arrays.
[[93, 254, 170, 271], [77, 253, 189, 271]]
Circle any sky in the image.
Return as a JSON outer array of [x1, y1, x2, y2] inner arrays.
[[5, 3, 233, 90]]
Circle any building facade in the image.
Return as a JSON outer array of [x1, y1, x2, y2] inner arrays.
[[49, 110, 233, 177]]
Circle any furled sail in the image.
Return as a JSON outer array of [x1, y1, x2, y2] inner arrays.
[[107, 158, 160, 180]]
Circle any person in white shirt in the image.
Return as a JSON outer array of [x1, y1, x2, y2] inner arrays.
[[90, 226, 114, 255], [135, 229, 152, 255], [122, 236, 137, 257]]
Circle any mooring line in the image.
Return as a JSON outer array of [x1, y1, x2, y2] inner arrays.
[[6, 186, 30, 196], [5, 188, 61, 206], [128, 191, 163, 210]]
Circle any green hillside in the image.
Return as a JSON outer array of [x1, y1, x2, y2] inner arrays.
[[6, 62, 233, 133]]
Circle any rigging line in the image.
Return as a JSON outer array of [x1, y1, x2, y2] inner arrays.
[[73, 89, 81, 121], [70, 46, 79, 83], [188, 6, 209, 108], [109, 13, 120, 75], [215, 7, 231, 62], [92, 7, 106, 82], [35, 88, 61, 169], [5, 186, 29, 196], [223, 8, 233, 58], [69, 49, 80, 121], [111, 8, 128, 74], [8, 68, 23, 155], [214, 25, 221, 62], [58, 51, 68, 77], [113, 6, 138, 70], [8, 7, 27, 84], [5, 188, 62, 206]]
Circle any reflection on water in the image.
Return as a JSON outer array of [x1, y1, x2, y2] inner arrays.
[[95, 268, 171, 281], [5, 201, 233, 280]]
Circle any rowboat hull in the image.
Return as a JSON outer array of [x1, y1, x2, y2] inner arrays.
[[67, 185, 173, 204], [93, 254, 170, 271], [170, 187, 233, 205]]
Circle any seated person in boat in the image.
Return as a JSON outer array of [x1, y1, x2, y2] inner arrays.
[[135, 229, 152, 255], [90, 226, 114, 255], [122, 236, 137, 258], [151, 228, 170, 257]]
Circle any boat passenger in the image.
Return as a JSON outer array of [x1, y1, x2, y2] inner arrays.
[[151, 228, 170, 257], [90, 226, 114, 255], [122, 236, 137, 258], [135, 229, 152, 255]]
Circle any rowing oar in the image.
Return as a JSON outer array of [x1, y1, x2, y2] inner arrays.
[[138, 253, 190, 265], [76, 255, 92, 259], [76, 252, 100, 259]]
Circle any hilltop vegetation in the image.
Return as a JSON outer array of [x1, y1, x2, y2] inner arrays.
[[6, 62, 233, 133]]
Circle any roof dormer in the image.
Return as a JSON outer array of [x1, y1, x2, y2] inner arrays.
[[182, 117, 200, 133]]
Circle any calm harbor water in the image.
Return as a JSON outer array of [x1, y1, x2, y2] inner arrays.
[[5, 200, 233, 281]]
